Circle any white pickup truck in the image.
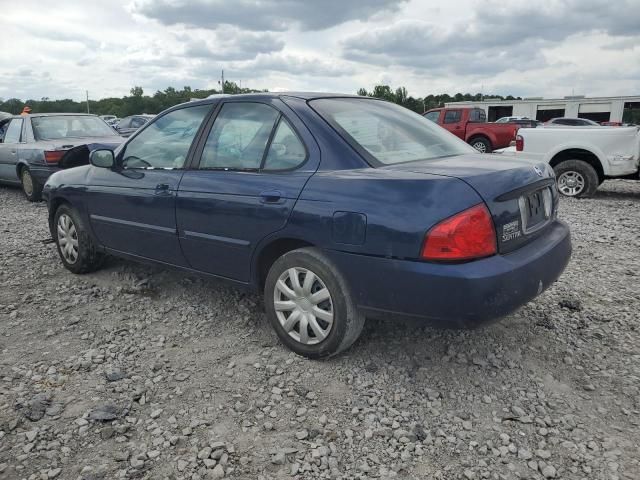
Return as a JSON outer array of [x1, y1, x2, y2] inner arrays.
[[504, 126, 640, 197]]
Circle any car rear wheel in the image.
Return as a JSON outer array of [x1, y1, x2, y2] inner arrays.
[[264, 247, 365, 359], [554, 160, 598, 198], [20, 167, 42, 202], [469, 137, 492, 153], [54, 204, 104, 274]]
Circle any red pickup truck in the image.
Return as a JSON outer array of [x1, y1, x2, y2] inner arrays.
[[424, 107, 519, 153]]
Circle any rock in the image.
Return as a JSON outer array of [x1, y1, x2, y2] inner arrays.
[[48, 468, 62, 478], [105, 369, 126, 382], [21, 393, 51, 421], [150, 408, 163, 418], [271, 452, 286, 465], [89, 404, 119, 422], [541, 465, 557, 478], [210, 464, 225, 479], [295, 429, 308, 440]]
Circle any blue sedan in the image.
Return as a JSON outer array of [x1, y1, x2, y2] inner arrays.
[[43, 93, 571, 358]]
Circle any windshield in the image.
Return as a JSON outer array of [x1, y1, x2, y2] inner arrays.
[[311, 98, 474, 166], [32, 115, 117, 140]]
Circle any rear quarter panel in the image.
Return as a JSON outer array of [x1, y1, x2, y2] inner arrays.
[[283, 169, 484, 260]]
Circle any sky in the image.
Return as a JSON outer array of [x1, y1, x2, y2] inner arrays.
[[1, 0, 639, 101]]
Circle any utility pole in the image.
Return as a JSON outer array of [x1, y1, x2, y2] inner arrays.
[[86, 90, 90, 113], [221, 70, 225, 94]]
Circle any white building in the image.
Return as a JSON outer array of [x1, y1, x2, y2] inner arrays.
[[445, 95, 640, 123]]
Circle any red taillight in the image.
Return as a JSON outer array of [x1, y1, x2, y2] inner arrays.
[[515, 135, 524, 151], [44, 150, 66, 164], [421, 204, 497, 261]]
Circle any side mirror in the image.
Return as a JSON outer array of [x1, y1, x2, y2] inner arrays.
[[90, 149, 115, 168]]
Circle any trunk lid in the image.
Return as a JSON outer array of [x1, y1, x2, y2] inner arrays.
[[383, 153, 559, 253], [40, 136, 124, 169]]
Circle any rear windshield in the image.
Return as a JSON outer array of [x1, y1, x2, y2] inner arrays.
[[311, 98, 473, 165], [32, 115, 117, 140]]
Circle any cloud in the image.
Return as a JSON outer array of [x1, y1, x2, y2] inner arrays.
[[131, 0, 407, 31], [183, 29, 285, 61], [228, 53, 355, 77], [342, 0, 640, 75]]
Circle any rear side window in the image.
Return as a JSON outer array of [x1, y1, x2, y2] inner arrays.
[[3, 119, 23, 143], [469, 109, 486, 122], [443, 110, 461, 124], [121, 105, 210, 169], [200, 103, 279, 170], [263, 118, 306, 170], [311, 98, 473, 166]]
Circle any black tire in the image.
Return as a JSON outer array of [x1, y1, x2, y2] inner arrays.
[[469, 136, 492, 153], [20, 167, 43, 202], [264, 247, 365, 359], [553, 160, 599, 198], [53, 204, 105, 274]]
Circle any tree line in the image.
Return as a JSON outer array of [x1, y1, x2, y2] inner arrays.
[[356, 86, 521, 113], [0, 82, 264, 117], [0, 83, 520, 117]]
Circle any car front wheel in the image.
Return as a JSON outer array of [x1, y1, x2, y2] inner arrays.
[[264, 247, 365, 359], [54, 204, 105, 274]]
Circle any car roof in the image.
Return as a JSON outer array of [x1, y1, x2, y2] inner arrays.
[[7, 113, 99, 119], [186, 91, 362, 107]]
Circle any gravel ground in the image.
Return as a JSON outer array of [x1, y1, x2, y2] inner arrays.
[[1, 180, 639, 480]]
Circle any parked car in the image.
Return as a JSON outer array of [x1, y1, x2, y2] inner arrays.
[[43, 93, 571, 358], [509, 125, 640, 197], [424, 107, 519, 153], [545, 117, 601, 127], [496, 116, 542, 128], [100, 115, 119, 126], [115, 114, 154, 137], [0, 113, 124, 201]]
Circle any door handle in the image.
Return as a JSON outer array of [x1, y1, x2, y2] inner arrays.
[[260, 190, 283, 204], [155, 183, 171, 195]]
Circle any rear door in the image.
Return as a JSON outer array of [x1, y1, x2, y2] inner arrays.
[[177, 98, 319, 282], [0, 118, 24, 182], [441, 109, 465, 139], [86, 104, 212, 265]]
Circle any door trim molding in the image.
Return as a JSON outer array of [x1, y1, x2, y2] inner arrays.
[[90, 214, 176, 234]]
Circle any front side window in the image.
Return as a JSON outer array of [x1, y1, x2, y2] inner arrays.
[[118, 118, 131, 129], [263, 118, 306, 170], [311, 98, 473, 166], [32, 115, 116, 140], [443, 110, 462, 124], [3, 119, 23, 143], [121, 105, 210, 169], [200, 103, 279, 170], [424, 111, 440, 123]]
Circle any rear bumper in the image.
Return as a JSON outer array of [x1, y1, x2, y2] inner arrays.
[[29, 165, 61, 185], [326, 220, 571, 328]]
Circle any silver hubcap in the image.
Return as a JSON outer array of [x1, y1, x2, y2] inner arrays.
[[22, 170, 33, 196], [557, 171, 585, 196], [472, 141, 487, 153], [57, 214, 79, 264], [273, 267, 334, 345]]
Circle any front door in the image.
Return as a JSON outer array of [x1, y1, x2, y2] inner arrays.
[[177, 99, 319, 282], [0, 118, 24, 183], [86, 103, 212, 265]]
